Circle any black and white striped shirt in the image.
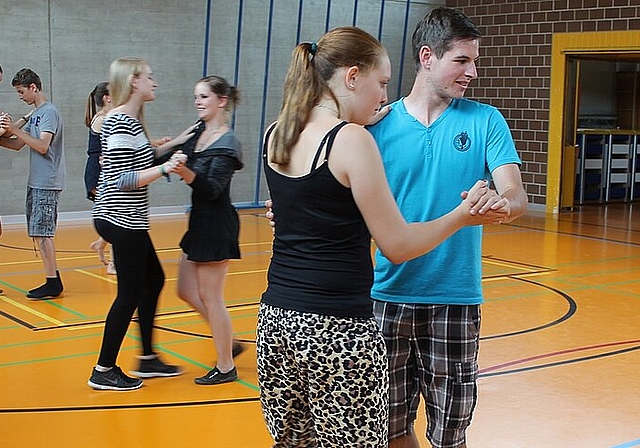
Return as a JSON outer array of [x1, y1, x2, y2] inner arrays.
[[92, 113, 153, 230]]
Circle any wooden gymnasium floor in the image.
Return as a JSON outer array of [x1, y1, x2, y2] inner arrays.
[[1, 204, 640, 448]]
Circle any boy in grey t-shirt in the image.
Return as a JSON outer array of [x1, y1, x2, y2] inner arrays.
[[0, 68, 66, 299]]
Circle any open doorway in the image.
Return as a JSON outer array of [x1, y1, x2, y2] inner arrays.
[[573, 57, 640, 207], [547, 31, 640, 214]]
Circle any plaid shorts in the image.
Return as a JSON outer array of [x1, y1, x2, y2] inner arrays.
[[373, 301, 480, 448], [26, 187, 60, 238]]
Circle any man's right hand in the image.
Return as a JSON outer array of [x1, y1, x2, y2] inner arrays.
[[265, 199, 275, 230]]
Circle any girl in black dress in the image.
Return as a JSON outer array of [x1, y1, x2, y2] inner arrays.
[[84, 82, 117, 275], [174, 75, 244, 385]]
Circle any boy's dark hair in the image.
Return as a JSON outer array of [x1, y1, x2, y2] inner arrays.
[[411, 7, 481, 71], [12, 68, 42, 90]]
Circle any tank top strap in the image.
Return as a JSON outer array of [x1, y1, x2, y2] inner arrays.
[[310, 121, 348, 173], [262, 122, 278, 160], [263, 121, 348, 174]]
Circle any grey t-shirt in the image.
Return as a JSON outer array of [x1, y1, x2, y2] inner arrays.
[[23, 101, 66, 190]]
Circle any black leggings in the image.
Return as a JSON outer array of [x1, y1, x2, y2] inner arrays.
[[94, 219, 165, 367]]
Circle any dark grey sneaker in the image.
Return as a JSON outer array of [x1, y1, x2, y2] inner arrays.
[[130, 355, 183, 378], [88, 366, 143, 391], [194, 366, 238, 385], [232, 340, 245, 358]]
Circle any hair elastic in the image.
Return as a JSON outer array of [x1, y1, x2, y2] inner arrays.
[[310, 42, 318, 56]]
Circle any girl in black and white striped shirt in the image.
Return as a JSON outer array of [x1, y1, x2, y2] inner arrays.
[[88, 57, 191, 391]]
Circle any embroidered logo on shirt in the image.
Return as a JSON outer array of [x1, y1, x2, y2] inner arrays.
[[453, 131, 471, 152]]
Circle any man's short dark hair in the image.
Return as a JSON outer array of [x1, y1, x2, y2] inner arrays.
[[12, 68, 42, 90], [411, 7, 481, 71]]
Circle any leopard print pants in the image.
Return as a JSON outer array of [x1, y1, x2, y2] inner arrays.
[[257, 303, 389, 447]]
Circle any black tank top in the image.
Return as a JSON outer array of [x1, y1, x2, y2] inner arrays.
[[261, 122, 374, 318]]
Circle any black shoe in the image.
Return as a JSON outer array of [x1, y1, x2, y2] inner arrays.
[[88, 366, 143, 391], [26, 279, 63, 300], [27, 271, 63, 295], [130, 354, 183, 378], [194, 366, 238, 385], [232, 340, 245, 358]]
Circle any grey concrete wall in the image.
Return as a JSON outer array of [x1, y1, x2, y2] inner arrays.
[[0, 0, 443, 216]]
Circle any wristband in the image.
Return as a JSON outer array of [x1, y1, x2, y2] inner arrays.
[[158, 164, 171, 182]]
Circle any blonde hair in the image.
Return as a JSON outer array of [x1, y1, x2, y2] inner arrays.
[[271, 26, 385, 165], [108, 57, 150, 134]]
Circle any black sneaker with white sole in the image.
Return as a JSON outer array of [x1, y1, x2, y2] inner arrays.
[[88, 366, 143, 391], [130, 355, 183, 378], [194, 366, 238, 385]]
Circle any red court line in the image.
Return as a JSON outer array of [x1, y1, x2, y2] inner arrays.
[[480, 339, 640, 373]]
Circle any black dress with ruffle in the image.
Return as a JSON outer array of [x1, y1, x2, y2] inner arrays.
[[179, 122, 244, 262]]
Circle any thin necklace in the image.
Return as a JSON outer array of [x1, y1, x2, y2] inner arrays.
[[196, 123, 227, 151], [316, 103, 339, 117]]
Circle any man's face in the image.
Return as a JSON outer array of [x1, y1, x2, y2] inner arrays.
[[426, 38, 479, 100], [14, 84, 37, 105]]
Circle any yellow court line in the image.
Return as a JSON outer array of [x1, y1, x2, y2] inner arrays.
[[0, 296, 66, 326], [65, 304, 259, 331], [66, 322, 105, 330], [163, 269, 267, 281], [228, 303, 260, 312], [482, 258, 540, 270], [76, 267, 186, 284], [517, 271, 554, 279], [153, 304, 259, 323], [228, 269, 267, 276], [239, 241, 273, 248], [74, 269, 117, 284], [0, 254, 113, 267], [0, 250, 184, 268], [0, 242, 269, 268], [0, 259, 44, 267], [76, 267, 265, 286]]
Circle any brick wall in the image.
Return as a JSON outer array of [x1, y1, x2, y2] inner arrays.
[[447, 0, 640, 207]]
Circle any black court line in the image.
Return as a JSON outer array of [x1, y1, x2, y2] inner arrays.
[[482, 268, 553, 280], [507, 221, 640, 247], [481, 277, 578, 341], [481, 255, 554, 272], [474, 276, 640, 378], [0, 396, 261, 414], [0, 309, 36, 329]]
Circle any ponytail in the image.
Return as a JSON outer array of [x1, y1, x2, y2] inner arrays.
[[271, 42, 323, 165]]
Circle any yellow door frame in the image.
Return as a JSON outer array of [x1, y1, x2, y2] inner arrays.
[[547, 30, 640, 214]]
